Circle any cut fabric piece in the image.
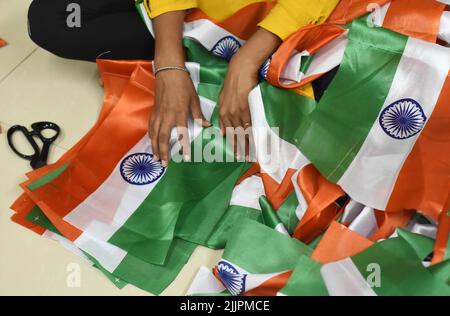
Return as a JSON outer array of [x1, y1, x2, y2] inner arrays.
[[311, 221, 374, 264], [20, 42, 252, 269], [259, 196, 289, 235], [277, 254, 328, 296], [187, 266, 229, 296], [14, 142, 197, 296], [296, 19, 450, 220], [248, 82, 345, 243], [280, 229, 450, 296], [368, 0, 447, 43], [212, 220, 312, 296], [9, 1, 450, 296], [204, 175, 265, 248]]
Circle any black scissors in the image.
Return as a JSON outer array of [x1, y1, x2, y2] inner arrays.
[[7, 122, 60, 170]]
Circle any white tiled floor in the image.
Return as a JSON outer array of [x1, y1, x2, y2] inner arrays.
[[0, 1, 221, 296]]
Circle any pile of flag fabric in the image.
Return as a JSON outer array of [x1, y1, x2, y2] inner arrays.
[[10, 0, 450, 295]]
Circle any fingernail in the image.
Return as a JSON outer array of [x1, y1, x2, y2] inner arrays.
[[162, 160, 168, 167], [245, 155, 250, 162], [184, 155, 191, 162]]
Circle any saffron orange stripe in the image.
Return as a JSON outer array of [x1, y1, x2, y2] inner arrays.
[[383, 0, 447, 43], [243, 271, 292, 296], [328, 0, 390, 25], [385, 74, 450, 221], [267, 24, 345, 89], [24, 60, 143, 182], [236, 163, 260, 185], [10, 194, 46, 235], [186, 2, 275, 41], [10, 61, 155, 240], [293, 165, 344, 242], [261, 168, 296, 210], [18, 180, 82, 241], [26, 65, 155, 228], [311, 222, 374, 264], [370, 210, 414, 241]]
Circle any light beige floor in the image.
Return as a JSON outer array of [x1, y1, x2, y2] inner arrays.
[[0, 0, 222, 296]]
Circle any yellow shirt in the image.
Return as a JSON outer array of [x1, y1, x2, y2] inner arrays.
[[144, 0, 340, 40]]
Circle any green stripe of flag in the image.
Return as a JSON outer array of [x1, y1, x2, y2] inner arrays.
[[222, 219, 311, 273], [279, 255, 328, 296], [428, 260, 450, 286], [206, 205, 263, 249], [276, 191, 300, 235], [352, 230, 450, 295], [297, 19, 408, 182], [108, 39, 252, 265], [259, 196, 286, 231], [107, 140, 250, 264], [259, 81, 316, 148], [28, 203, 196, 294], [26, 164, 69, 191], [21, 126, 198, 296]]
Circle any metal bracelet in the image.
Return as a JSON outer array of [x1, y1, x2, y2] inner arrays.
[[154, 66, 190, 76]]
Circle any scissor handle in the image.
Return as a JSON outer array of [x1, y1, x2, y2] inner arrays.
[[31, 121, 60, 143], [7, 125, 40, 161], [30, 122, 61, 169], [7, 122, 61, 169]]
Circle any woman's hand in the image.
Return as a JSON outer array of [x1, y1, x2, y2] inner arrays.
[[150, 10, 209, 166], [219, 28, 282, 159], [218, 55, 258, 159], [150, 70, 208, 167]]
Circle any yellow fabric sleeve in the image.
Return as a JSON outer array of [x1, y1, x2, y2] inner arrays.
[[144, 0, 198, 18], [144, 1, 340, 39], [258, 0, 340, 39]]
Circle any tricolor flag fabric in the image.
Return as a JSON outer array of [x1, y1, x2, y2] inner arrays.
[[9, 1, 450, 295], [369, 0, 449, 44], [211, 219, 312, 296], [266, 0, 449, 89], [293, 19, 450, 220], [279, 227, 450, 296], [188, 220, 450, 296]]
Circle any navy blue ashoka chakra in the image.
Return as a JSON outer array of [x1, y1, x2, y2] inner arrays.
[[120, 153, 164, 185], [217, 260, 247, 296], [379, 98, 426, 140], [211, 36, 241, 61]]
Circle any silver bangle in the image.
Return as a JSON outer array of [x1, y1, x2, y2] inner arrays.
[[154, 66, 190, 76]]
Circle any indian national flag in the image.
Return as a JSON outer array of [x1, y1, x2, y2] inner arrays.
[[9, 48, 270, 294], [267, 0, 449, 89], [190, 220, 312, 296], [368, 0, 449, 44], [293, 19, 450, 219], [12, 164, 267, 295], [279, 226, 450, 296], [188, 220, 450, 296]]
